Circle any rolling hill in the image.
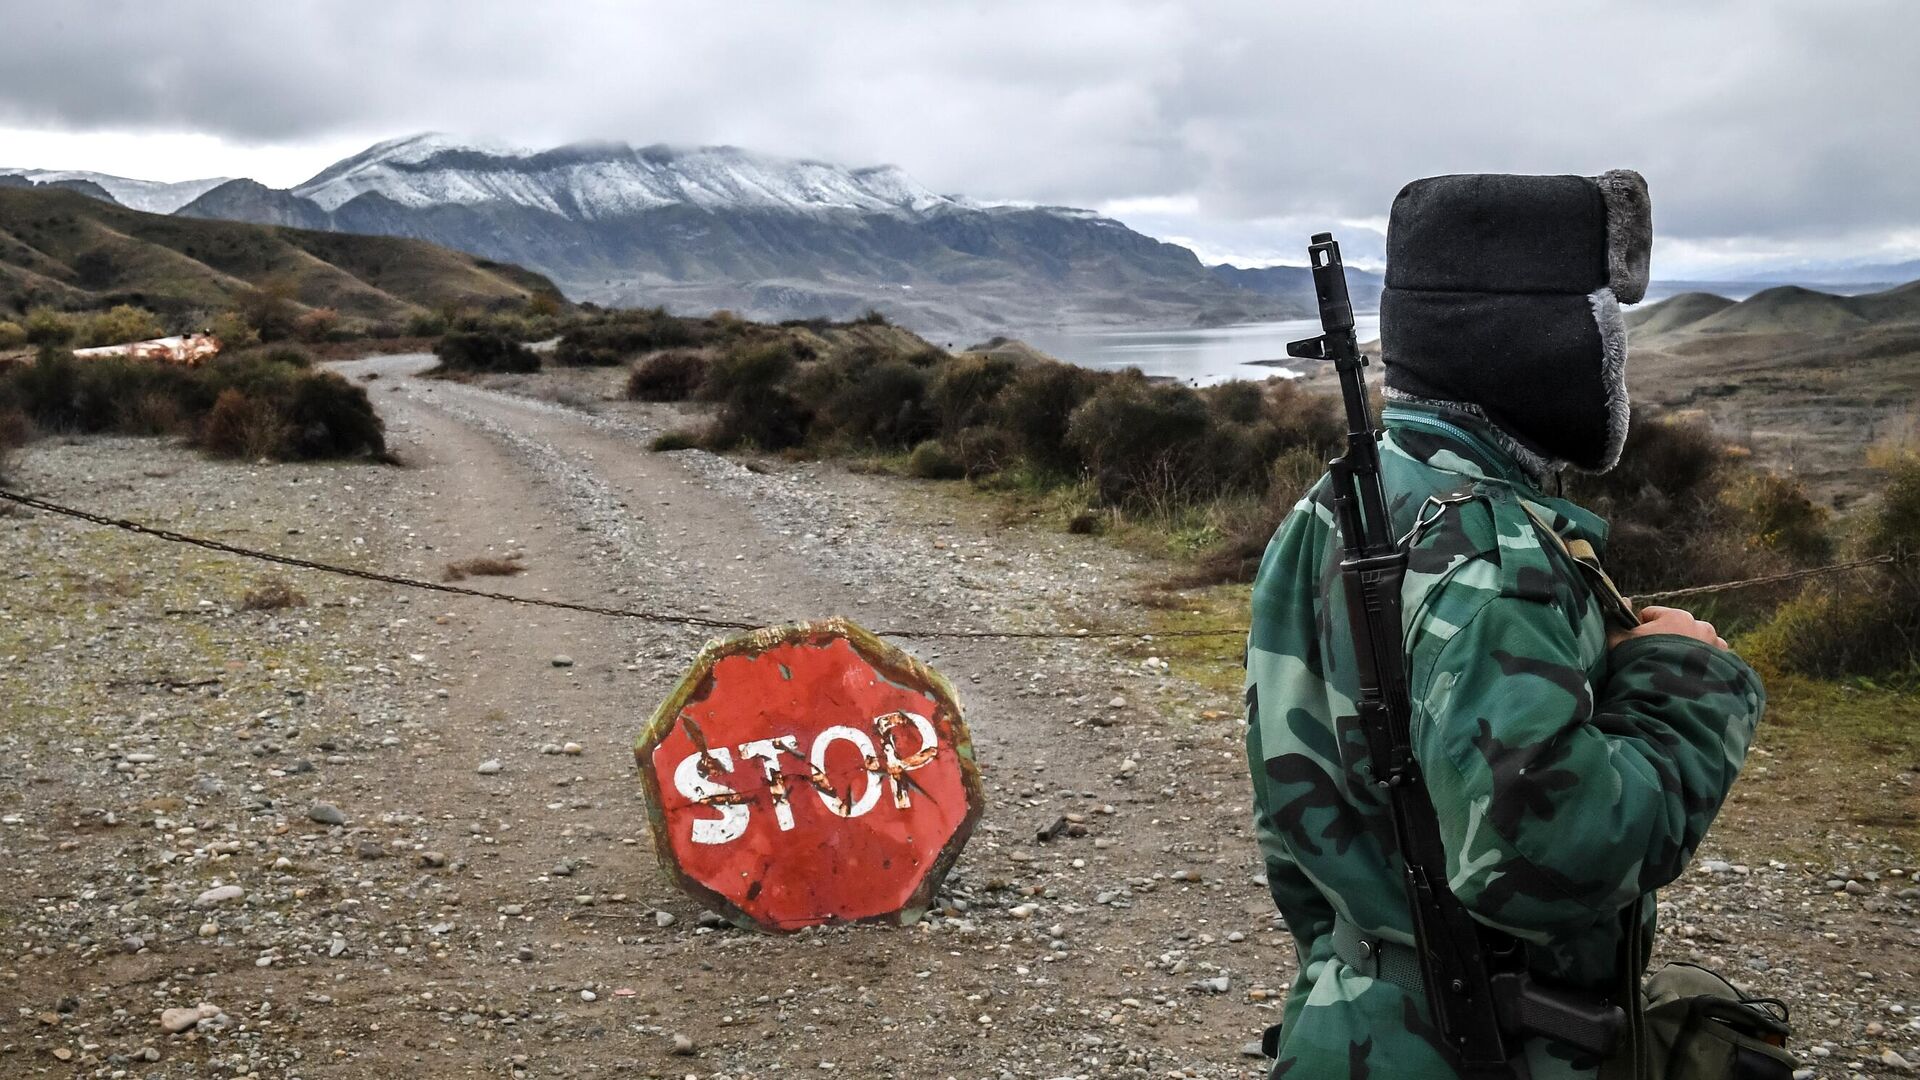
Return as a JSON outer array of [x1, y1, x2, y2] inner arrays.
[[1627, 278, 1920, 504], [173, 134, 1287, 334], [0, 185, 561, 325]]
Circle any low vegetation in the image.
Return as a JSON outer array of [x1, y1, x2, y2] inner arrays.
[[443, 555, 526, 581], [0, 347, 386, 462], [240, 577, 307, 611], [430, 330, 539, 374], [502, 306, 1913, 683]]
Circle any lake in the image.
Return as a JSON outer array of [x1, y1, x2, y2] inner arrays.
[[1021, 315, 1383, 386]]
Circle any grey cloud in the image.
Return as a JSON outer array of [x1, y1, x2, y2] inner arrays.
[[0, 0, 1913, 258]]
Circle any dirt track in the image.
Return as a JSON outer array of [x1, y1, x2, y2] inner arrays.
[[0, 354, 1280, 1079], [1, 355, 1915, 1079]]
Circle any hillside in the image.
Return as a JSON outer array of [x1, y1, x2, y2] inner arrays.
[[0, 186, 561, 325], [1208, 262, 1383, 314], [1629, 278, 1920, 503], [175, 134, 1285, 335]]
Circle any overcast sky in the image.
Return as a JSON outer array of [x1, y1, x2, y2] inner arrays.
[[2, 0, 1915, 276]]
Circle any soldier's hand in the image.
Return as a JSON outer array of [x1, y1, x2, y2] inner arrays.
[[1608, 605, 1728, 651]]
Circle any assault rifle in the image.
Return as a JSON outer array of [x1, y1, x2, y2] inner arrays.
[[1286, 234, 1623, 1079]]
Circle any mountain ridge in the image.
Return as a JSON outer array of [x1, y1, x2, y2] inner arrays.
[[175, 134, 1294, 334]]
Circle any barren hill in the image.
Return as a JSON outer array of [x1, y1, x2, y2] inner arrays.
[[1629, 279, 1920, 503], [0, 185, 560, 325]]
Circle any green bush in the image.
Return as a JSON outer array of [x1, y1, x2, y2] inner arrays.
[[0, 349, 385, 462], [948, 426, 1016, 478], [0, 320, 29, 350], [625, 349, 709, 402], [906, 440, 964, 479], [993, 361, 1099, 471], [1731, 472, 1833, 563], [1066, 377, 1212, 509], [699, 341, 809, 451], [79, 305, 164, 348], [555, 307, 703, 366], [1743, 447, 1920, 678], [23, 307, 77, 347], [928, 354, 1017, 435], [803, 349, 935, 449], [432, 331, 538, 374]]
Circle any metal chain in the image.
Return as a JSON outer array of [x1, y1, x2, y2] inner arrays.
[[3, 487, 1906, 641], [0, 487, 1237, 640]]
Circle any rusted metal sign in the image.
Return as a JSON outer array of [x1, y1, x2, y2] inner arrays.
[[635, 619, 983, 932]]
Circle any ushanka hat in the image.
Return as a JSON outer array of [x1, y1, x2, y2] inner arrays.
[[1380, 170, 1651, 474]]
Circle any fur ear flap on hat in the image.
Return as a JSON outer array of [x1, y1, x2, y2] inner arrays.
[[1596, 169, 1651, 305], [1379, 169, 1651, 475]]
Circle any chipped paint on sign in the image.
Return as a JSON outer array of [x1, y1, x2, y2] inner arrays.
[[635, 619, 983, 932]]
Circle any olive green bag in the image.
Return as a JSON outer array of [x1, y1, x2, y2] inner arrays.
[[1634, 963, 1799, 1080]]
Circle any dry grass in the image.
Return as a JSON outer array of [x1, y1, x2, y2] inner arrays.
[[443, 555, 526, 582], [240, 577, 307, 611]]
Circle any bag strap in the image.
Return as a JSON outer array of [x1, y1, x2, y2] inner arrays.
[[1519, 502, 1639, 631]]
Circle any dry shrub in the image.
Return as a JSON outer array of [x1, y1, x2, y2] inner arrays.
[[651, 430, 700, 452], [122, 391, 185, 436], [443, 555, 526, 582], [198, 389, 289, 460], [906, 440, 964, 480], [625, 349, 710, 401], [240, 577, 307, 611], [1744, 446, 1920, 678]]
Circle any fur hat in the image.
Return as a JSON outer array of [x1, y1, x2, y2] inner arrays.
[[1379, 170, 1651, 474]]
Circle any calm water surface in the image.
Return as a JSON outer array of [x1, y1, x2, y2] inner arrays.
[[1022, 315, 1382, 386]]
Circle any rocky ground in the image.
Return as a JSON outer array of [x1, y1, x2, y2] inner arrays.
[[0, 354, 1914, 1079]]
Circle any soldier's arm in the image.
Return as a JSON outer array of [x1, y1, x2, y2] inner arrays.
[[1246, 717, 1338, 1033], [1410, 594, 1765, 939]]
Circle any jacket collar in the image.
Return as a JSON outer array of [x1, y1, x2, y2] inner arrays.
[[1384, 400, 1613, 554]]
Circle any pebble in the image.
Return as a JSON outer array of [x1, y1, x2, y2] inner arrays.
[[307, 802, 347, 826], [671, 1033, 696, 1056], [418, 850, 448, 867], [477, 759, 503, 775], [655, 910, 677, 928], [159, 1003, 222, 1034], [551, 654, 575, 668], [1884, 1049, 1914, 1072], [192, 884, 244, 908]]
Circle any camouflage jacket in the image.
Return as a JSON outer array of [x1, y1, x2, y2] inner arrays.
[[1244, 400, 1765, 1079]]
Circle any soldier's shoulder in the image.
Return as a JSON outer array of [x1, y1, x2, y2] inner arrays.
[[1404, 479, 1563, 605]]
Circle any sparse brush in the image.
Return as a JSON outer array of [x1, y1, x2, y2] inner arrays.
[[240, 578, 307, 611], [651, 430, 701, 452], [906, 440, 964, 480], [625, 349, 709, 401], [443, 555, 526, 582]]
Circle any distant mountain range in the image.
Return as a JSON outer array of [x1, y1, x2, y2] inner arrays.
[[0, 168, 230, 213], [0, 185, 559, 324], [147, 133, 1292, 335], [1207, 262, 1385, 312]]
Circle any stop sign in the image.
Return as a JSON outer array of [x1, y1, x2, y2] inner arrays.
[[634, 619, 984, 931]]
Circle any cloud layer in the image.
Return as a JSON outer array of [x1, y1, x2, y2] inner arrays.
[[2, 1, 1913, 272]]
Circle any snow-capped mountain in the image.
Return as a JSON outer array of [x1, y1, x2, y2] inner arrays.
[[177, 134, 1295, 333], [291, 133, 958, 218], [0, 168, 229, 213]]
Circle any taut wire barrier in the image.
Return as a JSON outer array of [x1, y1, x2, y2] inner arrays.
[[1, 487, 1907, 641]]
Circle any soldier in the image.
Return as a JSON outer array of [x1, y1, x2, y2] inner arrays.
[[1245, 172, 1765, 1078]]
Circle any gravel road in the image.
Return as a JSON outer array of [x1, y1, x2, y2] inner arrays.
[[0, 354, 1913, 1079]]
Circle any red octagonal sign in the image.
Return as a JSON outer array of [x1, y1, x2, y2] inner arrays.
[[635, 619, 984, 931]]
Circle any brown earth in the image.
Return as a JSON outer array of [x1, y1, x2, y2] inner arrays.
[[0, 354, 1914, 1079]]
